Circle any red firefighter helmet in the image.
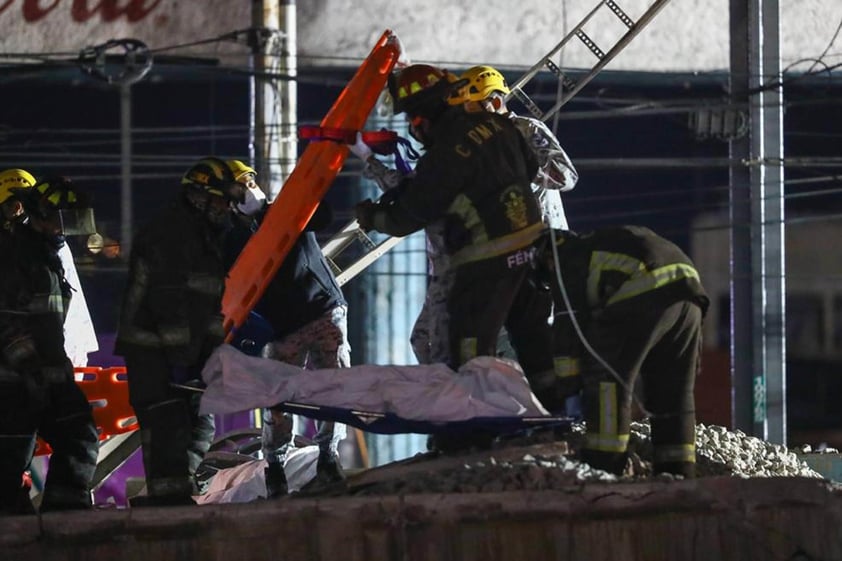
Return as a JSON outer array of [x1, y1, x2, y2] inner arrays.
[[388, 64, 464, 119]]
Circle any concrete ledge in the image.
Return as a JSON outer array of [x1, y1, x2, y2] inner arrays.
[[2, 477, 841, 560]]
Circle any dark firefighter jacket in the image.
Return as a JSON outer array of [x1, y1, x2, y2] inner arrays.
[[224, 203, 346, 340], [0, 226, 72, 372], [370, 108, 544, 267], [114, 195, 227, 366], [547, 225, 710, 324]]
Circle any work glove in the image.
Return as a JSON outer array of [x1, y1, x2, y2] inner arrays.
[[236, 185, 267, 216], [354, 199, 378, 232], [348, 132, 373, 162]]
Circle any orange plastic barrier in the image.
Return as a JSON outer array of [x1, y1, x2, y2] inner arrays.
[[35, 366, 138, 456], [221, 29, 403, 338]]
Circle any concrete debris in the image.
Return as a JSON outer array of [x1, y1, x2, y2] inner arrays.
[[629, 421, 825, 479], [345, 421, 823, 496]]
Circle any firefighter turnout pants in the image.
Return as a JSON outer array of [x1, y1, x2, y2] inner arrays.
[[446, 248, 554, 378], [124, 351, 215, 500], [0, 363, 98, 514], [579, 300, 702, 478]]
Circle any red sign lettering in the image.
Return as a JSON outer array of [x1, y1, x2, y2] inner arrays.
[[0, 0, 163, 22], [23, 0, 60, 21], [71, 0, 162, 23]]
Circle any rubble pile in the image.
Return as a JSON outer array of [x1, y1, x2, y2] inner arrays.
[[348, 422, 823, 496], [629, 422, 824, 479]]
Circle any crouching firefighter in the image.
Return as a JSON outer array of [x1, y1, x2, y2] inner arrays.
[[115, 157, 245, 506], [0, 175, 100, 514], [539, 226, 709, 478]]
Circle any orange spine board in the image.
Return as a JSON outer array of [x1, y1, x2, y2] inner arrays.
[[221, 30, 402, 338]]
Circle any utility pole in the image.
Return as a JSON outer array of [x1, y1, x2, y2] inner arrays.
[[250, 0, 297, 199], [277, 0, 297, 188], [728, 0, 786, 444], [119, 82, 132, 258]]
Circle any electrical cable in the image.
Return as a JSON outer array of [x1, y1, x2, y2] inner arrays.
[[547, 226, 653, 419]]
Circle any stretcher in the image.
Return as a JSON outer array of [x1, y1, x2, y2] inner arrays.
[[200, 345, 574, 439], [32, 366, 141, 497], [222, 30, 404, 338], [278, 401, 572, 437]]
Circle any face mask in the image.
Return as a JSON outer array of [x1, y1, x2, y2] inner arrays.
[[236, 185, 266, 216]]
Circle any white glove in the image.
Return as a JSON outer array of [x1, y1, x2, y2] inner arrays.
[[236, 185, 267, 216], [349, 132, 373, 162]]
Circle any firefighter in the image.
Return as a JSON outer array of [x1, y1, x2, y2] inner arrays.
[[2, 168, 99, 368], [454, 65, 579, 230], [348, 116, 452, 365], [224, 160, 351, 496], [541, 226, 709, 478], [354, 64, 554, 389], [452, 65, 581, 373], [115, 157, 244, 506], [0, 176, 99, 514], [0, 168, 36, 236]]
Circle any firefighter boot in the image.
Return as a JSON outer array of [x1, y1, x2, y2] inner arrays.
[[301, 449, 345, 493], [264, 460, 288, 498]]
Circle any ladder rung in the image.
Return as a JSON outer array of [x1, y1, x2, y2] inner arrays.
[[320, 217, 408, 286], [511, 88, 545, 120], [606, 0, 635, 28], [506, 0, 607, 94], [355, 228, 377, 251], [545, 59, 578, 91], [326, 256, 342, 276], [505, 0, 672, 125], [321, 221, 364, 260], [334, 236, 405, 286], [575, 29, 605, 60]]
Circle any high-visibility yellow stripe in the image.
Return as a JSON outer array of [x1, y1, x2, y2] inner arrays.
[[599, 381, 618, 436], [187, 274, 225, 296], [450, 222, 544, 267], [654, 444, 696, 463], [586, 251, 644, 306], [398, 74, 440, 100], [459, 337, 477, 364], [587, 251, 700, 307], [449, 193, 487, 245], [207, 318, 225, 339], [584, 432, 630, 453], [607, 263, 700, 306], [553, 356, 580, 379], [28, 293, 64, 314], [585, 382, 629, 451]]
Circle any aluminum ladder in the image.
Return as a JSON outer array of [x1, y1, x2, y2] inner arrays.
[[507, 0, 672, 122], [320, 0, 672, 283], [321, 216, 405, 287]]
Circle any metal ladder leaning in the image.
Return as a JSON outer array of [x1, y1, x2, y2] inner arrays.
[[507, 0, 672, 123], [321, 216, 404, 286], [320, 0, 672, 284]]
